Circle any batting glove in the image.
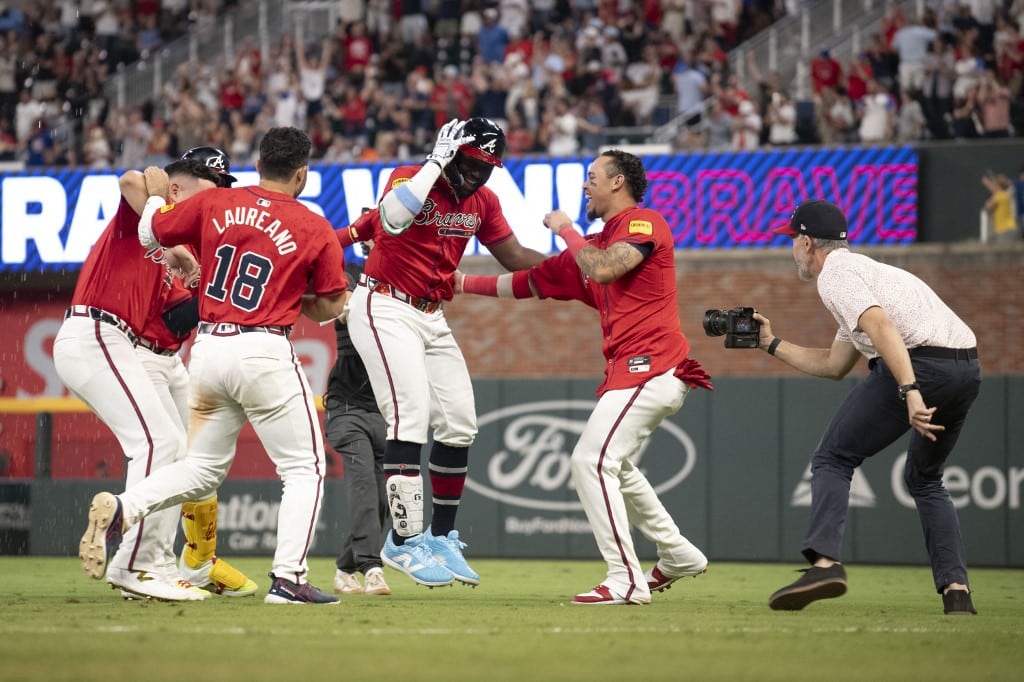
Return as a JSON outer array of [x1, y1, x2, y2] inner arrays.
[[425, 119, 474, 169]]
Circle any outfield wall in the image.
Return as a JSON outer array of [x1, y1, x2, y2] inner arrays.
[[4, 376, 1021, 567]]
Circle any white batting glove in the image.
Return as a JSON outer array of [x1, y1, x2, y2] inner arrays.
[[425, 119, 474, 169]]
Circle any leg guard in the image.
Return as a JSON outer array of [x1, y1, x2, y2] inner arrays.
[[386, 475, 424, 537], [181, 496, 218, 569]]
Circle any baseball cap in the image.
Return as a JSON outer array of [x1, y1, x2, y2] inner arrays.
[[773, 199, 848, 239]]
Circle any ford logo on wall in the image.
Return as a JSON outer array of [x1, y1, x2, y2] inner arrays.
[[465, 400, 696, 511]]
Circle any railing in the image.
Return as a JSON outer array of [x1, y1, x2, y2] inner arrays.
[[103, 1, 340, 112], [654, 0, 926, 145]]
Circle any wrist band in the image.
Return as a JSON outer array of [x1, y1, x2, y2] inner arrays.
[[767, 337, 782, 355], [462, 274, 500, 297], [559, 227, 588, 258]]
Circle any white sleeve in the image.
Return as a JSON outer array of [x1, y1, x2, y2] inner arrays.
[[138, 196, 167, 249], [379, 163, 443, 235]]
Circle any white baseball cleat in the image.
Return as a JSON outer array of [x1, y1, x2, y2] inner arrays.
[[645, 560, 709, 593], [107, 566, 210, 601]]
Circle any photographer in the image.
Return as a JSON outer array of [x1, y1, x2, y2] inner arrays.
[[758, 199, 981, 616], [455, 150, 711, 605]]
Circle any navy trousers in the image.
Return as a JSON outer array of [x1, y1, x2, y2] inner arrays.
[[801, 353, 982, 592]]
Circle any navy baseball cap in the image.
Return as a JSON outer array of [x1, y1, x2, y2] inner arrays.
[[773, 200, 848, 239]]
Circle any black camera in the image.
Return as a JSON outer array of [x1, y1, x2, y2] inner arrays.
[[703, 307, 760, 349]]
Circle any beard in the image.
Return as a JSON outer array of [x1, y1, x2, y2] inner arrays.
[[585, 202, 597, 222]]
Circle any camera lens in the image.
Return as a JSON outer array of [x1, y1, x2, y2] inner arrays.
[[702, 310, 728, 337]]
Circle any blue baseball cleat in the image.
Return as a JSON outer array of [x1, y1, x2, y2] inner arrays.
[[381, 531, 455, 587], [424, 526, 480, 586]]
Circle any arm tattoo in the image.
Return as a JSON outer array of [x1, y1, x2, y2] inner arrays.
[[576, 241, 645, 281]]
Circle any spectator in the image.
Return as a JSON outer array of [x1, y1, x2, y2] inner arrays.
[[950, 83, 980, 139], [543, 97, 580, 156], [430, 64, 474, 129], [891, 10, 939, 95], [845, 53, 874, 104], [478, 8, 510, 65], [577, 98, 608, 153], [817, 86, 857, 145], [672, 54, 709, 126], [857, 81, 895, 143], [766, 90, 797, 145], [701, 96, 735, 151], [982, 172, 1020, 243], [921, 37, 956, 139], [398, 0, 429, 45], [994, 16, 1024, 100], [864, 32, 898, 93], [619, 44, 662, 125], [811, 49, 843, 96], [896, 88, 927, 141], [731, 99, 762, 150], [975, 68, 1011, 137], [295, 28, 331, 121]]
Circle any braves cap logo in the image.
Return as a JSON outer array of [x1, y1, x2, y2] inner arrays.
[[204, 153, 228, 172], [478, 138, 498, 154]]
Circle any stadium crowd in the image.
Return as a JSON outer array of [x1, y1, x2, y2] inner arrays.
[[2, 0, 1024, 169]]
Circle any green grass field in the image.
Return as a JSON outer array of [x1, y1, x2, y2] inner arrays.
[[1, 557, 1021, 682]]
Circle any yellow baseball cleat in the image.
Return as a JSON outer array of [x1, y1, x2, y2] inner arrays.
[[179, 556, 258, 597]]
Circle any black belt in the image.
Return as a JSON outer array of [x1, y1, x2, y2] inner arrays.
[[197, 322, 291, 337], [358, 273, 442, 314], [909, 346, 977, 361], [135, 337, 177, 356], [65, 305, 138, 344]]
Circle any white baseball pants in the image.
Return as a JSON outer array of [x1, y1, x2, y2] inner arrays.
[[118, 330, 327, 583], [572, 368, 704, 603], [53, 317, 185, 576]]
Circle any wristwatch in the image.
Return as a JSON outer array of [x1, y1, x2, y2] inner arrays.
[[897, 382, 920, 401]]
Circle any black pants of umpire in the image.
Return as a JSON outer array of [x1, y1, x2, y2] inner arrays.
[[324, 401, 389, 574], [802, 352, 982, 593]]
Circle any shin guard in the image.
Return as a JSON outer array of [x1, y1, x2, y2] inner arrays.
[[181, 496, 218, 569], [386, 475, 424, 537]]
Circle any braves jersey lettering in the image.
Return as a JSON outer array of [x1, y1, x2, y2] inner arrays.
[[414, 198, 479, 236], [210, 206, 297, 254], [152, 186, 345, 327]]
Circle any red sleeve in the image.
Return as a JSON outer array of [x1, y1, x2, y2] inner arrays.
[[310, 217, 348, 297], [611, 208, 669, 250], [151, 196, 206, 250], [474, 187, 515, 247], [528, 250, 595, 307]]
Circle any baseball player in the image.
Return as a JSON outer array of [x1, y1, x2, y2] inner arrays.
[[337, 118, 546, 587], [134, 146, 257, 598], [456, 150, 711, 605], [55, 154, 229, 601], [78, 126, 348, 605]]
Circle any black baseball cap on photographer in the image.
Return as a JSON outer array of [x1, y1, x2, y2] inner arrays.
[[773, 199, 848, 239]]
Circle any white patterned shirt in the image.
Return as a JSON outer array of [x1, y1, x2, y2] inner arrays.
[[816, 249, 976, 359]]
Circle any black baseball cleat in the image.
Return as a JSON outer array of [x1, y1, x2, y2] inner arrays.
[[942, 589, 977, 615], [769, 564, 847, 611]]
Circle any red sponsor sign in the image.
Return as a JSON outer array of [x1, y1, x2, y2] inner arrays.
[[0, 293, 342, 479]]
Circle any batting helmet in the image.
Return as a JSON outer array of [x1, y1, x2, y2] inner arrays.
[[458, 117, 505, 168], [181, 146, 237, 187]]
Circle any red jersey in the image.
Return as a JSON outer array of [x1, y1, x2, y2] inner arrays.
[[526, 207, 690, 395], [72, 196, 169, 335], [356, 165, 516, 301], [151, 185, 347, 327]]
